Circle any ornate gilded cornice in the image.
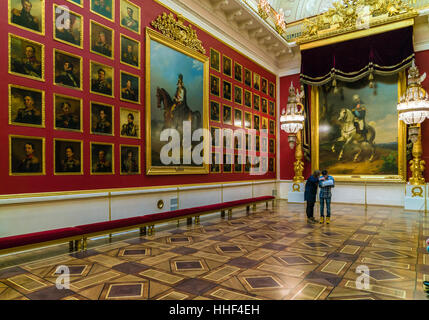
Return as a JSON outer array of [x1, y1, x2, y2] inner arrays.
[[151, 12, 206, 54], [297, 0, 418, 45]]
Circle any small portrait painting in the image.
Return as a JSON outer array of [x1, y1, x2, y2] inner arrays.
[[223, 129, 232, 149], [261, 78, 268, 95], [90, 61, 113, 97], [223, 55, 232, 77], [245, 133, 251, 151], [54, 94, 81, 131], [253, 94, 260, 111], [254, 115, 260, 131], [210, 101, 220, 122], [269, 158, 274, 172], [54, 139, 82, 174], [234, 131, 243, 150], [54, 5, 83, 48], [90, 21, 113, 58], [10, 135, 44, 175], [9, 85, 44, 128], [269, 139, 275, 154], [120, 107, 140, 138], [211, 126, 220, 147], [262, 117, 268, 131], [210, 75, 220, 97], [269, 101, 275, 117], [244, 112, 251, 129], [234, 62, 242, 82], [223, 105, 232, 125], [269, 82, 275, 98], [244, 68, 251, 87], [234, 108, 242, 127], [91, 143, 113, 174], [91, 102, 113, 135], [244, 155, 251, 172], [9, 0, 44, 34], [269, 119, 275, 135], [9, 34, 44, 81], [223, 153, 232, 173], [261, 98, 267, 114], [120, 71, 140, 103], [261, 137, 268, 153], [54, 50, 81, 89], [253, 73, 260, 91], [67, 0, 83, 7], [91, 0, 114, 21], [120, 35, 139, 68], [210, 48, 220, 72], [121, 145, 140, 175], [210, 152, 220, 173], [223, 80, 232, 101], [255, 135, 260, 152], [244, 90, 251, 108], [120, 0, 140, 34], [234, 86, 242, 105], [261, 157, 268, 172], [234, 154, 242, 173]]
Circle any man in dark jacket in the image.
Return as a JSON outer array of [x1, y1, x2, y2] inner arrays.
[[304, 170, 320, 223]]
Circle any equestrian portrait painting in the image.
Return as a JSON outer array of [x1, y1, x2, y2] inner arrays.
[[313, 74, 406, 181], [145, 28, 209, 175]]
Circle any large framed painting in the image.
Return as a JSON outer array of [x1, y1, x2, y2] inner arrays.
[[311, 73, 406, 182], [145, 28, 209, 175]]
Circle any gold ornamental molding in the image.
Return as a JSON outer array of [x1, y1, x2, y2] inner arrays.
[[151, 12, 206, 54], [298, 0, 418, 48]]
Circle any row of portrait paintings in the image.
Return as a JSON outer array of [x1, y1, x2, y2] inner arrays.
[[9, 85, 140, 138], [9, 135, 141, 175], [9, 35, 140, 102], [210, 153, 275, 174], [209, 74, 275, 114], [210, 127, 276, 153], [9, 0, 141, 35], [210, 48, 275, 98]]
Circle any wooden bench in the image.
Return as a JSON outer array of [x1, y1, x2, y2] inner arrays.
[[0, 196, 275, 255]]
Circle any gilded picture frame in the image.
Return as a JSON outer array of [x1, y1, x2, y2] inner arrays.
[[90, 142, 114, 175], [90, 0, 114, 22], [120, 0, 141, 35], [53, 4, 83, 49], [9, 84, 45, 129], [210, 100, 220, 123], [310, 72, 407, 182], [90, 60, 114, 97], [211, 126, 221, 148], [9, 134, 46, 176], [66, 0, 83, 8], [210, 152, 220, 174], [90, 101, 114, 136], [120, 34, 140, 69], [90, 20, 114, 59], [120, 107, 140, 139], [120, 70, 140, 104], [120, 144, 141, 175], [53, 138, 83, 175], [54, 93, 82, 132], [54, 48, 82, 90], [222, 54, 232, 78], [234, 154, 243, 173], [9, 0, 45, 35]]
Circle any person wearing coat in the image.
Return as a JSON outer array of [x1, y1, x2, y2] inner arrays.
[[304, 170, 320, 223]]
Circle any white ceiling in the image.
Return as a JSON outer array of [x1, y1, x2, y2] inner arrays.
[[269, 0, 336, 23]]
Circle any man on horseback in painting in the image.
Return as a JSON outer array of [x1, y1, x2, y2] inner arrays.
[[351, 94, 368, 140], [171, 74, 187, 115]]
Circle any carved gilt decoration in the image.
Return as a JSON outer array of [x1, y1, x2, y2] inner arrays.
[[151, 13, 206, 54]]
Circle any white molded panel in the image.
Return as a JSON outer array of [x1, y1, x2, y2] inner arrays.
[[222, 184, 253, 202], [178, 188, 221, 209], [254, 182, 275, 197], [366, 184, 405, 207]]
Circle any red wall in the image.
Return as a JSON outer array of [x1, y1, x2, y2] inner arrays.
[[1, 0, 277, 195]]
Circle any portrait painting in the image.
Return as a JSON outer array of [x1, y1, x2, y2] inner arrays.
[[9, 85, 44, 128], [210, 101, 220, 122], [269, 82, 275, 98], [253, 94, 260, 111], [54, 49, 82, 90], [234, 108, 242, 127], [234, 62, 242, 82], [53, 5, 83, 48], [120, 145, 140, 175], [10, 135, 45, 175], [90, 20, 113, 58], [91, 0, 114, 21], [261, 78, 268, 95], [234, 154, 242, 172], [245, 133, 252, 151], [90, 61, 113, 97], [223, 105, 232, 125], [261, 98, 267, 114], [261, 137, 268, 153], [210, 152, 220, 173], [91, 102, 113, 135], [223, 55, 232, 77], [67, 0, 83, 7], [234, 131, 243, 150], [261, 117, 268, 131], [120, 35, 140, 68], [244, 90, 251, 108], [314, 74, 405, 181], [269, 138, 275, 154], [223, 153, 232, 173], [120, 0, 140, 34], [269, 158, 274, 172], [211, 126, 220, 147], [223, 80, 232, 101], [146, 29, 208, 174], [254, 115, 260, 131], [120, 71, 140, 103], [210, 48, 220, 72], [244, 68, 251, 87], [120, 107, 140, 139], [223, 129, 232, 149], [9, 0, 44, 34], [210, 75, 220, 97], [91, 142, 113, 174], [269, 101, 275, 117], [244, 112, 251, 129], [244, 155, 251, 172], [253, 73, 260, 91], [54, 139, 82, 175], [54, 94, 82, 132], [9, 34, 44, 81], [261, 157, 268, 173], [234, 86, 242, 105], [269, 119, 275, 135], [255, 135, 260, 152]]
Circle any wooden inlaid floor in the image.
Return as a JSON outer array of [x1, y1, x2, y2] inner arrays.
[[0, 200, 428, 300]]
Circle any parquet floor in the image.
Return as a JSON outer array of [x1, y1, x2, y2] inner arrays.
[[0, 200, 428, 300]]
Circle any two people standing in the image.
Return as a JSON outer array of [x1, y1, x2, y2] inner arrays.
[[304, 170, 335, 224]]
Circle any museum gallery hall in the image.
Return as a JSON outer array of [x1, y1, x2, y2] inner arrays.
[[0, 0, 429, 303]]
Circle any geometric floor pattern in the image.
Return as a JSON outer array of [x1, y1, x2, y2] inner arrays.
[[0, 200, 428, 300]]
